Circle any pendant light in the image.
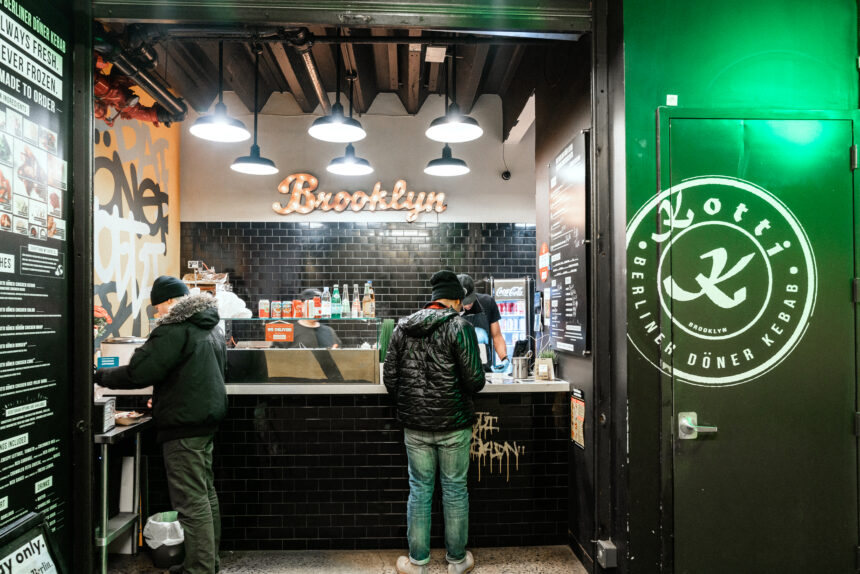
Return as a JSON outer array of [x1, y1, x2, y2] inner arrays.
[[425, 46, 483, 143], [231, 44, 278, 176], [424, 143, 470, 176], [190, 41, 251, 143], [308, 39, 367, 143], [327, 74, 373, 176]]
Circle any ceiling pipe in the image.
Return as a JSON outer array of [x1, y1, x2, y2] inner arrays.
[[157, 26, 569, 45], [291, 29, 331, 115], [94, 34, 187, 123]]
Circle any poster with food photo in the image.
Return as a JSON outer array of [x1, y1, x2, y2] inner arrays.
[[0, 133, 12, 166], [6, 108, 22, 138], [47, 216, 64, 240], [12, 215, 27, 235], [47, 154, 66, 190], [14, 138, 47, 201], [12, 193, 28, 217], [28, 223, 42, 240], [0, 212, 11, 231], [29, 199, 47, 226], [23, 118, 38, 143], [47, 187, 61, 217], [39, 126, 57, 154], [0, 166, 10, 211]]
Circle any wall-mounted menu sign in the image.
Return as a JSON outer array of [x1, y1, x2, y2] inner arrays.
[[548, 132, 589, 354], [0, 0, 70, 563], [272, 173, 447, 222]]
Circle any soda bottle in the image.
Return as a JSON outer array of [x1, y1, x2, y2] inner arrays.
[[321, 287, 332, 318], [352, 283, 362, 318], [331, 285, 342, 319], [341, 284, 351, 318], [362, 282, 372, 318]]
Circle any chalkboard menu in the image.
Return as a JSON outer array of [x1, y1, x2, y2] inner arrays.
[[548, 132, 589, 354], [0, 0, 71, 563]]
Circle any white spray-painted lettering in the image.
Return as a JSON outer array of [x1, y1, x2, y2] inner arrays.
[[470, 411, 525, 482]]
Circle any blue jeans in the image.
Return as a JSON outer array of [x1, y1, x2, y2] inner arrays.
[[404, 427, 471, 565]]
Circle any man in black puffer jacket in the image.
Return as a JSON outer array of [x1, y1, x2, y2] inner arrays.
[[95, 276, 227, 574], [384, 270, 485, 574]]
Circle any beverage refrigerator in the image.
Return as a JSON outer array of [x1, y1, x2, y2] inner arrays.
[[490, 277, 535, 359]]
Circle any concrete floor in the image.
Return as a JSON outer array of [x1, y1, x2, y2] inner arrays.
[[108, 546, 588, 573]]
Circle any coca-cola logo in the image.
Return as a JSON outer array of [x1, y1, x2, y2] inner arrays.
[[495, 285, 524, 298]]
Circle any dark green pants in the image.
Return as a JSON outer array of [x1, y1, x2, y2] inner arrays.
[[163, 434, 220, 574]]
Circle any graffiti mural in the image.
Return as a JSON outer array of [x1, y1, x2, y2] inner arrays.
[[93, 96, 179, 342], [470, 411, 526, 482]]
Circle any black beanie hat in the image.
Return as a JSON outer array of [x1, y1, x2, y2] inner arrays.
[[150, 275, 189, 306], [430, 270, 465, 302]]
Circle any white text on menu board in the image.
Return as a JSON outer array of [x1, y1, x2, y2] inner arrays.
[[0, 0, 64, 112]]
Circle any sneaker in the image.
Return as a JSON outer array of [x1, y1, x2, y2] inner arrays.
[[396, 555, 428, 574], [448, 551, 475, 574]]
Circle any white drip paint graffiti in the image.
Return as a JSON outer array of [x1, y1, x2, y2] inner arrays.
[[470, 411, 525, 482], [93, 122, 170, 339]]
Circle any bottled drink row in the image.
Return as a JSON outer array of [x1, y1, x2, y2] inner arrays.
[[258, 282, 376, 319]]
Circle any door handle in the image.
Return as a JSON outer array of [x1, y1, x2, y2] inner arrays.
[[678, 411, 717, 440]]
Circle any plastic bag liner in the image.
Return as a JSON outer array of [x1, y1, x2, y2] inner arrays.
[[143, 511, 184, 549]]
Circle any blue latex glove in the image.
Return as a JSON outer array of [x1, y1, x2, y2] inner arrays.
[[474, 327, 490, 345], [492, 357, 511, 373]]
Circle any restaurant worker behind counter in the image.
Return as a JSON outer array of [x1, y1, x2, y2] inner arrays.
[[457, 274, 509, 373], [94, 275, 227, 574], [279, 288, 343, 348]]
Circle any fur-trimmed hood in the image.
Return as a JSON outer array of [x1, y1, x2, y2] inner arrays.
[[157, 293, 220, 328]]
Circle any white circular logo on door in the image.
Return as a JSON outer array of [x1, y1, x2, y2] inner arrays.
[[626, 176, 817, 386]]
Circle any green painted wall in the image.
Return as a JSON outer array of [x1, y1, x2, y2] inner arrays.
[[623, 1, 857, 571]]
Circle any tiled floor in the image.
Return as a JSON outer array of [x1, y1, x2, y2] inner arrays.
[[108, 546, 587, 573]]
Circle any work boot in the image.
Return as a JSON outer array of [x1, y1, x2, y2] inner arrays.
[[448, 551, 475, 574], [396, 556, 428, 574]]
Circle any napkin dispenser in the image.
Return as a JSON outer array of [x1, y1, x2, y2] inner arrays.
[[93, 397, 116, 434]]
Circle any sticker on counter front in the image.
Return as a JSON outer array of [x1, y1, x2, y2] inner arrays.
[[265, 322, 294, 342]]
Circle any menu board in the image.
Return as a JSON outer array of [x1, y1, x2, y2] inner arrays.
[[548, 132, 589, 354], [0, 0, 71, 562]]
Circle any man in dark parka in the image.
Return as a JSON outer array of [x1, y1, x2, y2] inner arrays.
[[95, 275, 227, 574]]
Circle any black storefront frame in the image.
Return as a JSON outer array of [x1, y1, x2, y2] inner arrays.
[[74, 2, 628, 572]]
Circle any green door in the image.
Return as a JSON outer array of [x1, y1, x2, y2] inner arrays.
[[632, 114, 858, 572]]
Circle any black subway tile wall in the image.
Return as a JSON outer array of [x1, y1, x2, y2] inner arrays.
[[180, 222, 537, 319], [145, 392, 570, 550]]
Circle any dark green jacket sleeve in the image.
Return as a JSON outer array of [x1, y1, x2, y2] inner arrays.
[[98, 326, 185, 389], [453, 320, 486, 394]]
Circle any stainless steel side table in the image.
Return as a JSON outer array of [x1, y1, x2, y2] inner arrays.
[[93, 417, 152, 574]]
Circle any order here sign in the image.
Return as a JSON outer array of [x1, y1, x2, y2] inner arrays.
[[265, 322, 293, 342]]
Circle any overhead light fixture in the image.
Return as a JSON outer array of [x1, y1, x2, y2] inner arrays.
[[190, 41, 251, 143], [424, 144, 469, 177], [231, 44, 278, 176], [327, 75, 373, 176], [327, 143, 374, 176], [425, 45, 483, 143], [308, 38, 367, 143]]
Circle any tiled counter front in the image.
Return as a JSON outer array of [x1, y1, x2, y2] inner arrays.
[[145, 391, 570, 550]]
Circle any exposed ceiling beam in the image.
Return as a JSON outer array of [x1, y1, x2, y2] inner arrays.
[[270, 42, 316, 113], [482, 44, 524, 95], [426, 61, 441, 93], [454, 44, 489, 114], [339, 27, 378, 113], [399, 29, 424, 114], [371, 28, 399, 91], [158, 41, 219, 112], [219, 42, 274, 113]]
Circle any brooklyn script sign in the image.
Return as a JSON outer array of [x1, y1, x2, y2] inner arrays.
[[272, 173, 447, 222]]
